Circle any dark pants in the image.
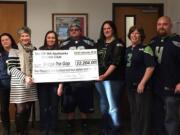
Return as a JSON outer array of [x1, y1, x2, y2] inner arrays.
[[15, 102, 33, 134], [153, 94, 167, 135], [38, 83, 59, 132], [153, 94, 180, 135], [0, 90, 10, 130], [164, 96, 180, 135], [128, 89, 152, 135], [62, 84, 94, 113]]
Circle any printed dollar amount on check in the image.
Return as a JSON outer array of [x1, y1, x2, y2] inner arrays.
[[32, 49, 99, 83]]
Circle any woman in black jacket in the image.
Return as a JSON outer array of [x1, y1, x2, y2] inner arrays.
[[37, 31, 60, 135], [0, 33, 17, 135], [95, 20, 125, 135]]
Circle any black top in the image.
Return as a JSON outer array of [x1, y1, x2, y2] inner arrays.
[[60, 36, 95, 50], [0, 51, 9, 79], [39, 44, 59, 50], [96, 38, 125, 80], [38, 44, 59, 85], [0, 51, 10, 90], [59, 36, 95, 87], [150, 34, 180, 96], [125, 44, 155, 90]]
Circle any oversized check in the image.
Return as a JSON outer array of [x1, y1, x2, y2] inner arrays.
[[32, 49, 99, 83]]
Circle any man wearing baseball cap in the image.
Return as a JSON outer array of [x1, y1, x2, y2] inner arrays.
[[58, 23, 95, 135]]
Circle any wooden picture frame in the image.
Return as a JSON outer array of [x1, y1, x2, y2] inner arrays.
[[52, 13, 88, 41]]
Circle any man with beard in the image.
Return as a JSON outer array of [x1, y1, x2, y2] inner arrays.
[[58, 23, 95, 135], [150, 16, 180, 135]]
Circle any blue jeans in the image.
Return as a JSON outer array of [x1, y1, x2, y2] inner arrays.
[[95, 80, 124, 128]]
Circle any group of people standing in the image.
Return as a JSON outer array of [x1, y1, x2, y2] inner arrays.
[[125, 16, 180, 135], [0, 15, 180, 135]]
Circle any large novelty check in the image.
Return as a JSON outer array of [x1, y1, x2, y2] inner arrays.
[[32, 49, 99, 83]]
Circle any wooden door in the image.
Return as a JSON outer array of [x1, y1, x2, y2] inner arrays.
[[0, 1, 26, 42], [113, 4, 163, 45], [0, 1, 26, 120]]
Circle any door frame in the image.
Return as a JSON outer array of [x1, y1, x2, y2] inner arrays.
[[0, 1, 27, 26], [113, 3, 164, 20]]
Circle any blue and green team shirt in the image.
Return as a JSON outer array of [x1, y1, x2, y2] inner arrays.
[[150, 34, 180, 96], [59, 36, 95, 87], [125, 44, 155, 90]]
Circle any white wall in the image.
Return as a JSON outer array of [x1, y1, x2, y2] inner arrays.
[[24, 0, 165, 47], [8, 0, 180, 46], [165, 0, 180, 34]]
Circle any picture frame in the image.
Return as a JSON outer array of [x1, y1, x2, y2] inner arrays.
[[52, 13, 88, 41]]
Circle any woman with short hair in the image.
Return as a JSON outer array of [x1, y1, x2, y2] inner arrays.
[[7, 26, 38, 135], [125, 25, 155, 135]]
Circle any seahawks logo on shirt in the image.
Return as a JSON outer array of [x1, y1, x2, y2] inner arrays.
[[116, 43, 123, 47]]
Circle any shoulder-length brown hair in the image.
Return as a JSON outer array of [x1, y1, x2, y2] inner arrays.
[[128, 25, 146, 43], [99, 20, 118, 40], [0, 33, 18, 52], [43, 30, 59, 46]]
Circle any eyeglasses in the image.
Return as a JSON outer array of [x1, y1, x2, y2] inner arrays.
[[69, 28, 80, 32]]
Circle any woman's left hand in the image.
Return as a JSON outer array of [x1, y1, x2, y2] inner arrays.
[[137, 82, 145, 94], [175, 83, 180, 94], [98, 74, 106, 81], [57, 83, 63, 96]]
